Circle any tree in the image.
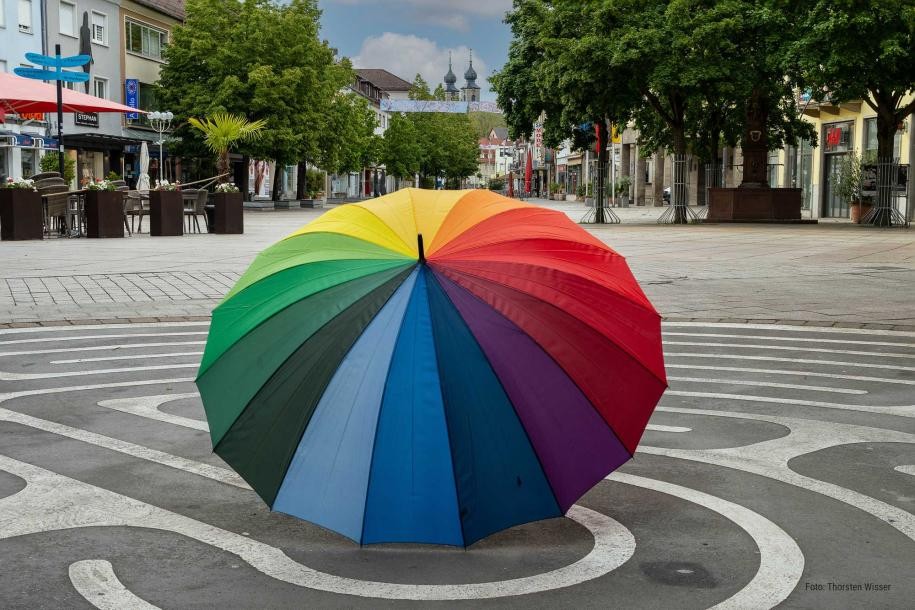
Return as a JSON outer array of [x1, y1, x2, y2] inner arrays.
[[381, 113, 422, 185], [188, 114, 267, 183], [157, 0, 345, 199], [793, 0, 915, 224]]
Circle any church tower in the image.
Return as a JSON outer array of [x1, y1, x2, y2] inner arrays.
[[461, 50, 481, 102], [443, 52, 460, 101]]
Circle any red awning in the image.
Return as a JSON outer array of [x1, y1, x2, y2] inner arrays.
[[0, 72, 144, 115]]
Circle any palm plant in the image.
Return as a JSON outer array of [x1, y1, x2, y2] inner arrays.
[[188, 113, 267, 183]]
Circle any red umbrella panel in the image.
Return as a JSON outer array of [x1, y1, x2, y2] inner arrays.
[[0, 72, 143, 115]]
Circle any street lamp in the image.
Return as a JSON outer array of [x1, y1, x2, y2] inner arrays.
[[148, 111, 174, 185]]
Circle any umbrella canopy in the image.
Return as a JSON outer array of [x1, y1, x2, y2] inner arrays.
[[137, 142, 150, 191], [196, 188, 666, 546], [0, 72, 142, 115]]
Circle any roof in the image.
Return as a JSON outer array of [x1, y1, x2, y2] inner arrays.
[[355, 69, 414, 92], [131, 0, 186, 20], [491, 127, 509, 140]]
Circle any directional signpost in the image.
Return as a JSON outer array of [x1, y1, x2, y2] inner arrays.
[[14, 46, 90, 176]]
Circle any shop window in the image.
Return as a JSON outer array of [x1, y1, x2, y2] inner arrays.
[[18, 0, 32, 33], [823, 122, 853, 154], [91, 11, 107, 45], [863, 117, 902, 161], [59, 0, 76, 37], [126, 19, 167, 61]]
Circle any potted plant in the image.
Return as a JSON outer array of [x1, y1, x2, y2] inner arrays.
[[211, 182, 243, 234], [149, 179, 184, 236], [0, 177, 42, 240], [84, 179, 124, 238], [549, 182, 564, 201], [583, 183, 594, 206], [836, 153, 869, 223]]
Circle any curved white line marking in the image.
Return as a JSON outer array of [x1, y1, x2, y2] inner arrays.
[[0, 377, 195, 404], [644, 406, 915, 542], [53, 352, 203, 364], [665, 341, 915, 360], [0, 342, 205, 359], [98, 394, 206, 431], [0, 332, 207, 347], [666, 363, 915, 386], [662, 322, 915, 338], [664, 331, 915, 348], [609, 473, 803, 610], [665, 352, 915, 372], [69, 560, 160, 610], [0, 407, 246, 488], [646, 424, 691, 433], [895, 465, 915, 477], [0, 455, 634, 600], [0, 321, 209, 336], [0, 363, 198, 381], [665, 390, 915, 418], [667, 376, 866, 395]]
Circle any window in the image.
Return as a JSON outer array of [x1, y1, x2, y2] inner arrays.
[[93, 77, 108, 100], [863, 117, 902, 161], [18, 0, 32, 33], [125, 19, 167, 61], [129, 81, 158, 126], [91, 11, 106, 45], [59, 1, 76, 37]]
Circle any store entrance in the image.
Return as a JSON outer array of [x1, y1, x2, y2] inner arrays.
[[823, 153, 848, 218]]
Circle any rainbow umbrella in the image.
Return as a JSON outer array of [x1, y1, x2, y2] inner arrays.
[[196, 189, 666, 546]]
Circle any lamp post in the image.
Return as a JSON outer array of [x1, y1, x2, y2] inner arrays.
[[147, 111, 173, 185]]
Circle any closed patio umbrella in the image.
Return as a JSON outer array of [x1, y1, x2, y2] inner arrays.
[[137, 142, 150, 191]]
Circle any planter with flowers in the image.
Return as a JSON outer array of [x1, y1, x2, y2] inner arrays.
[[150, 180, 184, 236], [210, 182, 243, 234], [0, 177, 42, 240], [84, 179, 124, 238]]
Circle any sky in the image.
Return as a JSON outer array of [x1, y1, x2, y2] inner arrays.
[[318, 0, 514, 101]]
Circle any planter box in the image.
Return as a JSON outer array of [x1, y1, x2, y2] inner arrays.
[[0, 189, 43, 240], [566, 194, 578, 202], [149, 190, 184, 236], [299, 198, 324, 209], [211, 192, 243, 234], [85, 190, 124, 238]]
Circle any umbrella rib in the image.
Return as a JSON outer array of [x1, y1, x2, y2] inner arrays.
[[210, 267, 416, 490], [429, 266, 660, 456], [432, 262, 665, 384], [427, 271, 564, 530]]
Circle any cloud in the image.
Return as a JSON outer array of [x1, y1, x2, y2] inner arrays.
[[326, 0, 512, 32], [352, 33, 491, 99]]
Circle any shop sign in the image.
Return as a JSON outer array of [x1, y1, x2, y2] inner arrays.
[[18, 113, 45, 122], [125, 79, 139, 120], [14, 134, 35, 147], [43, 138, 59, 150], [75, 112, 99, 127]]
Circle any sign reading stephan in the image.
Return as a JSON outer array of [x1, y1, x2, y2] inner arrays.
[[74, 112, 99, 127]]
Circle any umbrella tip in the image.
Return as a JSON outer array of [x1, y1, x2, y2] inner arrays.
[[417, 234, 425, 264]]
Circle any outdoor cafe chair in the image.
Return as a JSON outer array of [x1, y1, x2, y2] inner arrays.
[[183, 189, 209, 233]]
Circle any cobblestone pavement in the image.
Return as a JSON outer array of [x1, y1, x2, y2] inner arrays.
[[1, 200, 913, 326]]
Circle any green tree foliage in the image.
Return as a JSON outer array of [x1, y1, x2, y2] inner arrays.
[[157, 0, 370, 198], [381, 113, 422, 181], [793, 0, 915, 163], [316, 92, 378, 175], [469, 112, 507, 138], [40, 154, 75, 184]]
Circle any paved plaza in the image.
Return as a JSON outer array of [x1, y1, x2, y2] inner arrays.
[[0, 199, 913, 608]]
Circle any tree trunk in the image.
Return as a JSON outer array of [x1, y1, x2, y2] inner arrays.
[[271, 163, 282, 202], [217, 151, 230, 184], [671, 126, 688, 223], [873, 99, 899, 226], [653, 150, 665, 207], [239, 155, 250, 201], [296, 161, 307, 200], [595, 121, 606, 224]]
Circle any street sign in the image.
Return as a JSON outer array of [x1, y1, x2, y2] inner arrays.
[[25, 52, 91, 68], [125, 79, 139, 120], [14, 67, 89, 83]]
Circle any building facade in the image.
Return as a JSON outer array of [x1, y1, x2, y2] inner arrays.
[[0, 0, 54, 180]]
